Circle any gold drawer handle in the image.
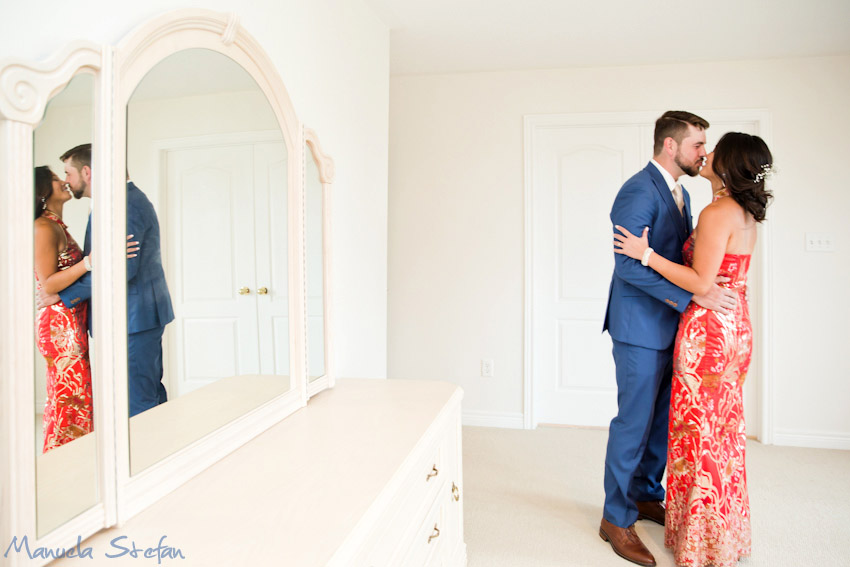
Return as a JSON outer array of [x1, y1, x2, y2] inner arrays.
[[257, 287, 268, 295], [452, 482, 460, 502], [428, 524, 440, 544], [238, 287, 251, 295], [426, 465, 439, 481]]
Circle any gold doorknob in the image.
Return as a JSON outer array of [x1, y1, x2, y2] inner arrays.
[[257, 287, 268, 295], [238, 287, 251, 295]]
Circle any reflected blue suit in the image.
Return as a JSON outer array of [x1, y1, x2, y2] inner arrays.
[[601, 162, 693, 528], [59, 182, 174, 417]]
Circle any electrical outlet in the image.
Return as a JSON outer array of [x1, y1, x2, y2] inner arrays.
[[481, 359, 494, 377], [805, 232, 834, 252]]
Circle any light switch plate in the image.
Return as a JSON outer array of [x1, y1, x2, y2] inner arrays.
[[805, 232, 834, 252]]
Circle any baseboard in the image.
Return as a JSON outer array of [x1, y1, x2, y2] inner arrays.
[[462, 410, 524, 429], [772, 429, 850, 450]]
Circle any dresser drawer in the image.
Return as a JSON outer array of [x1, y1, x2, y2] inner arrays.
[[356, 423, 453, 566], [398, 489, 446, 567]]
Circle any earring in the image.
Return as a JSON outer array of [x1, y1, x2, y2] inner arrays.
[[41, 197, 47, 210]]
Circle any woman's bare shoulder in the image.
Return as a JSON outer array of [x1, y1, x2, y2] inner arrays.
[[701, 196, 745, 219], [34, 216, 59, 234], [34, 217, 65, 248]]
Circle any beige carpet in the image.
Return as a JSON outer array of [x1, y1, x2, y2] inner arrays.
[[462, 426, 850, 567]]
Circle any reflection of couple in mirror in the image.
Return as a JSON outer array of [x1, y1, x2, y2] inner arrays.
[[34, 143, 175, 453]]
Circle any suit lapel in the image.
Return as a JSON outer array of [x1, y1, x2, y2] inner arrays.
[[84, 212, 92, 255], [682, 188, 694, 234], [646, 164, 688, 238]]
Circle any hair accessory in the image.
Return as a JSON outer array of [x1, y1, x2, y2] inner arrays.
[[754, 163, 774, 183]]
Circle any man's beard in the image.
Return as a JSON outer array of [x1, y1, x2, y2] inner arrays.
[[675, 153, 700, 177], [72, 182, 86, 199]]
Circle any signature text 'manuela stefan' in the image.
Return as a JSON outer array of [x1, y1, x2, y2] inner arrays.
[[4, 534, 185, 563]]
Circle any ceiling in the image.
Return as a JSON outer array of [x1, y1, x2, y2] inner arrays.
[[363, 0, 850, 75]]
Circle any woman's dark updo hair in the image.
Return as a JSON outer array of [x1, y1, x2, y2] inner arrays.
[[34, 166, 53, 220], [712, 132, 773, 222]]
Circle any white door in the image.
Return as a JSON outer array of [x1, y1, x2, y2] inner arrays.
[[165, 140, 289, 395], [253, 142, 290, 376], [529, 113, 764, 435], [530, 123, 646, 427], [167, 145, 260, 395]]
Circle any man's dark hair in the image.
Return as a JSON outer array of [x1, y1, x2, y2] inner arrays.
[[653, 111, 709, 155], [60, 143, 91, 170]]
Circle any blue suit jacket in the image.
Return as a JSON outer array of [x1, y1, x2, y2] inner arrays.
[[602, 163, 694, 350], [59, 182, 174, 334]]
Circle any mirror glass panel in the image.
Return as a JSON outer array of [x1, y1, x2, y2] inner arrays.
[[32, 72, 98, 536], [305, 145, 325, 380], [125, 48, 291, 475]]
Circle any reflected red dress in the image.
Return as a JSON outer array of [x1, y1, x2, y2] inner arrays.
[[665, 230, 752, 567], [35, 211, 93, 452]]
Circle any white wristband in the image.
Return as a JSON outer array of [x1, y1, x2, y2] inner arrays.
[[84, 255, 92, 271], [641, 247, 653, 267]]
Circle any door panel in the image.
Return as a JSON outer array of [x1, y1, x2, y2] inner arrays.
[[532, 125, 641, 426], [167, 145, 259, 394], [253, 142, 290, 376]]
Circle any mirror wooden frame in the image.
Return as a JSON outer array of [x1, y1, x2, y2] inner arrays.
[[0, 10, 316, 562], [0, 41, 117, 564], [113, 8, 306, 525], [305, 127, 336, 398]]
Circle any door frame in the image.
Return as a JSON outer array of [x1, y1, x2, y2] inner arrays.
[[523, 109, 775, 444]]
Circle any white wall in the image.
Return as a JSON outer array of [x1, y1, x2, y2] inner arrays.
[[2, 0, 390, 379], [388, 55, 850, 448]]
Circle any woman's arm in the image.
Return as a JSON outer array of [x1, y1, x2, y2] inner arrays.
[[614, 205, 732, 296], [34, 221, 90, 295]]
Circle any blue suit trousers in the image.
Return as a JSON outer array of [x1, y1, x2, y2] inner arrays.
[[128, 326, 168, 417], [603, 339, 673, 527]]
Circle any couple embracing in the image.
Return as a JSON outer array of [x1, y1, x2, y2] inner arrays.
[[34, 144, 174, 452], [601, 111, 774, 567]]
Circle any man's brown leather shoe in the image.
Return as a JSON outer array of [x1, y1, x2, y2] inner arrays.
[[599, 518, 656, 567], [636, 500, 665, 526]]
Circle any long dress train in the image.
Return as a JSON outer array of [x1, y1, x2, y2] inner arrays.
[[664, 230, 752, 567]]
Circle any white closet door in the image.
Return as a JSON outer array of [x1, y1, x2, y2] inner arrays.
[[167, 144, 259, 395], [531, 124, 645, 426], [253, 142, 290, 376]]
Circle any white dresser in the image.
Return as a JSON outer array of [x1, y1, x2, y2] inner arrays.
[[50, 379, 466, 566]]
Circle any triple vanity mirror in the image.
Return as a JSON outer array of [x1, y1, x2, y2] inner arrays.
[[125, 47, 292, 475], [0, 9, 334, 563]]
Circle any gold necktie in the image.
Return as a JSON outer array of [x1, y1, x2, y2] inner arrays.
[[672, 183, 684, 214]]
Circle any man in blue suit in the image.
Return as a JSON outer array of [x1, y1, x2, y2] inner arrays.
[[599, 112, 737, 566], [54, 144, 175, 418]]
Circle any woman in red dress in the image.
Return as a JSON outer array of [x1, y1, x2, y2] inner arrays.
[[614, 132, 773, 567], [34, 165, 93, 452]]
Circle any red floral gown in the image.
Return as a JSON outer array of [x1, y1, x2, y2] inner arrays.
[[35, 210, 93, 452], [664, 225, 752, 567]]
